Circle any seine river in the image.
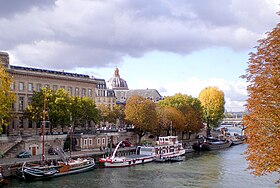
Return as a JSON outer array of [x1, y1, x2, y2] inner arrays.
[[6, 144, 279, 188]]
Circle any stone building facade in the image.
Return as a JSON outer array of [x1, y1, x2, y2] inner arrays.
[[94, 78, 116, 110], [0, 52, 116, 136]]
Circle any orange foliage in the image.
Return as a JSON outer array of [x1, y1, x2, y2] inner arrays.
[[125, 95, 157, 143], [242, 22, 280, 177], [156, 106, 185, 136]]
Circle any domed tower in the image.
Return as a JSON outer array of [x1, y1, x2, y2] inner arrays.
[[107, 67, 129, 90]]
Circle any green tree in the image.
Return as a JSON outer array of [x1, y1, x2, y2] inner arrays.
[[25, 89, 99, 133], [71, 97, 99, 130], [79, 97, 99, 128], [198, 87, 225, 137], [48, 89, 72, 132], [24, 88, 52, 132], [242, 21, 280, 178], [125, 95, 157, 144], [0, 65, 16, 133]]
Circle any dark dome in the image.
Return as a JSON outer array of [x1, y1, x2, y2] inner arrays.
[[107, 67, 128, 90]]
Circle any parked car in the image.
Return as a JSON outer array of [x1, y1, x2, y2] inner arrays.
[[16, 151, 31, 158], [48, 147, 58, 155], [122, 140, 133, 147]]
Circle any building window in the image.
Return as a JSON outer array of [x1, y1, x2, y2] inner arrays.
[[89, 139, 92, 145], [28, 120, 33, 128], [19, 82, 24, 91], [37, 84, 42, 91], [75, 87, 79, 96], [10, 82, 15, 90], [19, 97, 24, 111], [88, 89, 92, 97], [84, 139, 87, 146], [102, 138, 105, 145], [97, 138, 101, 146], [11, 103, 15, 110], [82, 88, 86, 97], [53, 85, 58, 91], [28, 83, 33, 92], [68, 87, 72, 95], [60, 86, 65, 89]]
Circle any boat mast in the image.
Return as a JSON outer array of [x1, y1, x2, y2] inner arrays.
[[70, 126, 72, 159], [42, 92, 46, 161]]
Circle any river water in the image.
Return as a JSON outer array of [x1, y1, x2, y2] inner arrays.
[[6, 143, 279, 188]]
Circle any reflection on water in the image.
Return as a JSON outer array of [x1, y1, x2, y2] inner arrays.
[[6, 144, 278, 188]]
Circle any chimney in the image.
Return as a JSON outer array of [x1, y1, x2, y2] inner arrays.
[[0, 52, 10, 69]]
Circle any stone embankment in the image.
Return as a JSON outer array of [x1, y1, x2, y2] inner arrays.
[[0, 147, 136, 177]]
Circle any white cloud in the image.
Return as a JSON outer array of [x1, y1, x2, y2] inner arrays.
[[136, 77, 247, 111]]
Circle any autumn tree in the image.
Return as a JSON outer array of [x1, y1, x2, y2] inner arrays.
[[158, 93, 203, 138], [156, 106, 185, 137], [0, 65, 16, 133], [125, 95, 157, 144], [242, 22, 280, 178], [198, 87, 225, 137]]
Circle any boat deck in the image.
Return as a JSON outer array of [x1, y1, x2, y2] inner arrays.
[[122, 154, 152, 159]]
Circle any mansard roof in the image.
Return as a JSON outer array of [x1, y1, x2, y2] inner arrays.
[[114, 89, 163, 104]]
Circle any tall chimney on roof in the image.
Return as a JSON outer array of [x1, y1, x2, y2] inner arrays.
[[0, 52, 10, 69]]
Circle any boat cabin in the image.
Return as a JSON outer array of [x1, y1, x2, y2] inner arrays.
[[156, 136, 179, 145]]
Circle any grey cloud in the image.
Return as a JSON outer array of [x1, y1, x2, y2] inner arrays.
[[0, 0, 278, 69], [0, 0, 56, 18]]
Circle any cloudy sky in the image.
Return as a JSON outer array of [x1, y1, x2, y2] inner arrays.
[[0, 0, 279, 111]]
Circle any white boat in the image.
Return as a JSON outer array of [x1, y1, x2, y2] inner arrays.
[[155, 156, 184, 163], [99, 136, 185, 167], [99, 141, 154, 168], [139, 136, 186, 162]]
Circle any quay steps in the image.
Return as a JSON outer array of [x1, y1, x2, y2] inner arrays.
[[3, 140, 25, 158]]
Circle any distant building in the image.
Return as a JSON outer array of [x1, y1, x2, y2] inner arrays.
[[107, 67, 129, 90], [94, 78, 116, 110], [114, 89, 163, 104], [107, 67, 163, 104]]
